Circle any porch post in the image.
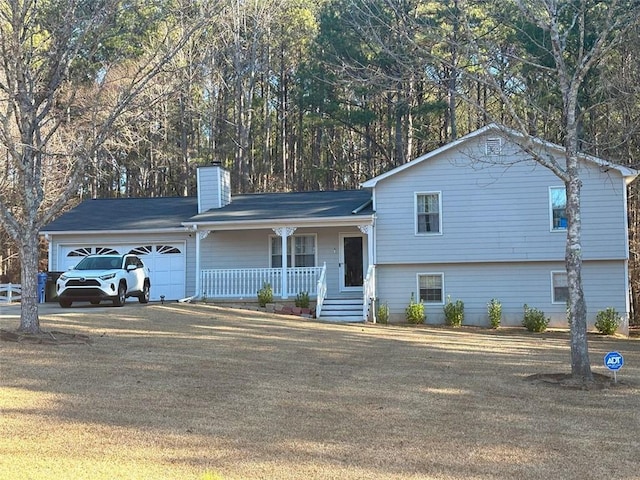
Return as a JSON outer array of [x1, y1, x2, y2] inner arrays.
[[195, 229, 210, 298], [358, 224, 374, 268], [273, 227, 296, 299]]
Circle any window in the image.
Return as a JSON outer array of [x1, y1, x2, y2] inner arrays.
[[68, 247, 92, 257], [157, 245, 181, 254], [294, 236, 315, 267], [552, 271, 568, 303], [270, 235, 316, 268], [271, 237, 289, 268], [95, 247, 119, 255], [416, 193, 441, 234], [418, 273, 444, 304], [130, 245, 153, 255], [550, 187, 567, 230]]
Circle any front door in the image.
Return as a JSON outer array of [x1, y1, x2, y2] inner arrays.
[[339, 234, 364, 292]]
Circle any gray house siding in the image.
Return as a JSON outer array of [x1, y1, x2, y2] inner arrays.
[[376, 260, 628, 328], [371, 130, 632, 329], [373, 133, 629, 265]]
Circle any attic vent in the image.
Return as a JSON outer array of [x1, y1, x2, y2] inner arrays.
[[486, 137, 502, 156]]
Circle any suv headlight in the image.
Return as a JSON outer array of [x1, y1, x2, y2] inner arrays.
[[99, 273, 116, 280], [59, 274, 68, 281]]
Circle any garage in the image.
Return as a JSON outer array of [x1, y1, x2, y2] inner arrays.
[[58, 243, 186, 301]]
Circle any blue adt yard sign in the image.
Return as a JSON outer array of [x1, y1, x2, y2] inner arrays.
[[604, 351, 624, 371], [604, 351, 624, 384]]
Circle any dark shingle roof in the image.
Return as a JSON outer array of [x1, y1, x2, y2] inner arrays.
[[42, 190, 373, 233], [188, 189, 373, 223], [42, 197, 199, 232]]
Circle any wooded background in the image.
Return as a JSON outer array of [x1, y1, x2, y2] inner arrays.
[[2, 0, 639, 321]]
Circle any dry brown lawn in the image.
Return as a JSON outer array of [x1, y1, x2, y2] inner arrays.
[[1, 302, 639, 480]]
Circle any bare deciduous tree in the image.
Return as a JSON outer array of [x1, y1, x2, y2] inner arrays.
[[469, 0, 640, 381], [340, 0, 640, 382], [0, 0, 207, 334]]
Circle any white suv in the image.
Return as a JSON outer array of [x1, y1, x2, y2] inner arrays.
[[56, 254, 151, 307]]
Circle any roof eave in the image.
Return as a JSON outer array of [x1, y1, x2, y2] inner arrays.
[[183, 214, 375, 231], [40, 227, 191, 236]]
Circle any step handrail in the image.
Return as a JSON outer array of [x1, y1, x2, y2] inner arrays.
[[315, 263, 327, 318]]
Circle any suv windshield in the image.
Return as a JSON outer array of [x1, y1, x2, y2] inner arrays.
[[74, 256, 123, 270]]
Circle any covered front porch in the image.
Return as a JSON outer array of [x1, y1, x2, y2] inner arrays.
[[192, 224, 376, 321]]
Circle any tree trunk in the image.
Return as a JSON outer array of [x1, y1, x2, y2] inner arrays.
[[17, 229, 41, 334], [565, 164, 593, 381]]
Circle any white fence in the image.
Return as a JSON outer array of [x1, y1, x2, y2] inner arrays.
[[0, 283, 21, 303], [201, 266, 324, 299]]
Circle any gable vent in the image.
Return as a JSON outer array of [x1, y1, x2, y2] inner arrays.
[[486, 137, 502, 156]]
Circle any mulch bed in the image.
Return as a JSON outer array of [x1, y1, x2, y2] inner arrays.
[[0, 329, 92, 345], [526, 372, 628, 390]]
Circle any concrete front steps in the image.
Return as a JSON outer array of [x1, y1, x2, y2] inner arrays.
[[318, 297, 365, 323]]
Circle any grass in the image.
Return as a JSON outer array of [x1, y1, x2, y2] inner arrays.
[[1, 302, 639, 479]]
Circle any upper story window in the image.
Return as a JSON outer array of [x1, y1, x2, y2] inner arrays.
[[416, 192, 441, 235], [270, 235, 316, 268], [550, 187, 567, 231]]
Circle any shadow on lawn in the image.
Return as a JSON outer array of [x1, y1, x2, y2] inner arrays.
[[2, 302, 640, 479]]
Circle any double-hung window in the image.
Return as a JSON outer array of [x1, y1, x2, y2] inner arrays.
[[270, 235, 316, 268], [416, 192, 441, 234], [418, 273, 444, 304], [551, 271, 568, 303], [293, 235, 316, 267], [550, 187, 567, 230]]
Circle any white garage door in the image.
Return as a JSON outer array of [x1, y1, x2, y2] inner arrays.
[[58, 243, 186, 301]]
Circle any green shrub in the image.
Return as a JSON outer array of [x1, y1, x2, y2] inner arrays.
[[257, 282, 273, 307], [594, 307, 621, 335], [487, 298, 502, 329], [405, 293, 425, 324], [377, 301, 390, 324], [443, 296, 464, 327], [295, 291, 310, 309], [522, 304, 549, 332]]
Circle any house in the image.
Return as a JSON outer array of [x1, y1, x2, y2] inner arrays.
[[41, 124, 637, 329]]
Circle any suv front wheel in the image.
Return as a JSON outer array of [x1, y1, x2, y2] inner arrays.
[[138, 282, 150, 304], [113, 282, 126, 307]]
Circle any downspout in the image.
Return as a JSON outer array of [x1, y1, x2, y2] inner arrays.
[[623, 175, 635, 335], [45, 234, 52, 271], [193, 226, 201, 298]]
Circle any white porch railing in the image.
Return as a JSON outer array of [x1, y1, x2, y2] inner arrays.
[[315, 263, 327, 317], [0, 283, 21, 303], [363, 265, 376, 322], [201, 266, 324, 299]]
